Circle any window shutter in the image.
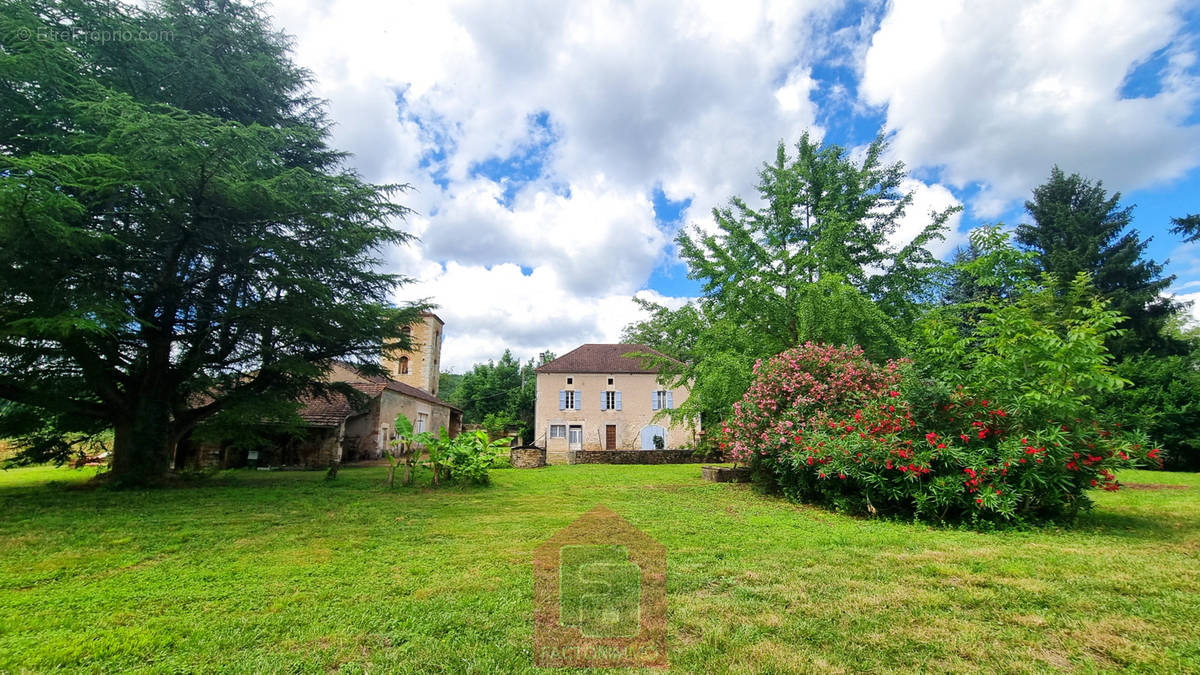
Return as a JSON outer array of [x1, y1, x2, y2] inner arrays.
[[652, 392, 659, 411], [615, 391, 622, 410], [574, 390, 582, 410], [559, 390, 565, 411], [600, 393, 607, 411], [666, 391, 674, 409]]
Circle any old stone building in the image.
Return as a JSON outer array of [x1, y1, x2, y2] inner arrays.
[[330, 361, 462, 462], [177, 315, 460, 469], [534, 344, 699, 464]]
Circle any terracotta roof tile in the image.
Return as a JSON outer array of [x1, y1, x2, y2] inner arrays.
[[330, 361, 461, 411], [295, 382, 383, 427], [535, 343, 681, 374]]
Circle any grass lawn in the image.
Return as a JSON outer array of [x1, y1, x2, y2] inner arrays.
[[1, 463, 1198, 673]]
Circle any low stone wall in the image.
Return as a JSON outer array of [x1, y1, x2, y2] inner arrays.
[[701, 465, 752, 482], [567, 449, 707, 465], [511, 447, 547, 469]]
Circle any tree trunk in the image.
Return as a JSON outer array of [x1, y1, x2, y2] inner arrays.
[[109, 396, 174, 487]]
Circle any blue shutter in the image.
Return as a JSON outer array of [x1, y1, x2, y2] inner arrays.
[[575, 390, 582, 410], [666, 391, 674, 409], [652, 392, 659, 411], [615, 391, 622, 410], [600, 393, 607, 411], [559, 390, 565, 411]]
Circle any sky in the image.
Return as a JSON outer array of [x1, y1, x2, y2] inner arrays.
[[269, 0, 1200, 372]]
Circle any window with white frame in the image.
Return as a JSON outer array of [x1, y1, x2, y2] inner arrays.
[[604, 391, 616, 410], [652, 390, 673, 410], [561, 390, 577, 410], [549, 424, 566, 439], [416, 413, 428, 434]]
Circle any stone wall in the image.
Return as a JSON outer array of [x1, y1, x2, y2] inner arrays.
[[344, 389, 456, 461], [567, 449, 706, 465], [701, 465, 752, 482], [510, 447, 547, 468]]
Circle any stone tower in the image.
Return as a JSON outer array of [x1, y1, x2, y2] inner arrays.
[[382, 312, 444, 395]]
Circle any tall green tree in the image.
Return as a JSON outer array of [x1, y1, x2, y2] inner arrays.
[[450, 350, 523, 425], [448, 350, 548, 443], [1017, 167, 1179, 357], [0, 1, 421, 485], [676, 133, 955, 359], [628, 133, 955, 426]]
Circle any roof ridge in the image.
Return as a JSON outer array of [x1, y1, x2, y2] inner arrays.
[[535, 343, 680, 374]]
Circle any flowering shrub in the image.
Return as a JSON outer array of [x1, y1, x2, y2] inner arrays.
[[723, 342, 903, 464], [723, 343, 1159, 526]]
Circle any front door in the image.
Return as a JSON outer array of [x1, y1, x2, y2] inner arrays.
[[605, 424, 617, 450], [568, 425, 583, 451]]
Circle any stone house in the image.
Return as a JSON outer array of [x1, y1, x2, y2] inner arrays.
[[177, 313, 460, 469], [534, 344, 699, 464], [330, 361, 462, 462]]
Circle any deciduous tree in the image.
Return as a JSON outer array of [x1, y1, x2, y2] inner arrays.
[[627, 134, 955, 425]]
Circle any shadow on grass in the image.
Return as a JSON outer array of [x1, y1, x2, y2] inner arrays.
[[1073, 509, 1197, 542]]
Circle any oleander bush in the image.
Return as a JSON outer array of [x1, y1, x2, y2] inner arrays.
[[724, 283, 1160, 526]]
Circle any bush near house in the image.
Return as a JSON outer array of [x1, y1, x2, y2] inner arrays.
[[724, 337, 1158, 526]]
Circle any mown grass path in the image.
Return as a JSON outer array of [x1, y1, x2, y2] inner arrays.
[[1, 465, 1197, 672]]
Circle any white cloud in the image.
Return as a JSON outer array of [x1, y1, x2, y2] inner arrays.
[[1171, 291, 1200, 326], [861, 0, 1200, 217], [403, 262, 679, 371], [420, 176, 665, 297], [271, 0, 837, 369], [893, 179, 965, 258]]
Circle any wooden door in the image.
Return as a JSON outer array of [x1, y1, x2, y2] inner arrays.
[[605, 424, 617, 450]]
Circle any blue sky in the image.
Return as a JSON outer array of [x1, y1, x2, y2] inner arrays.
[[275, 0, 1200, 370]]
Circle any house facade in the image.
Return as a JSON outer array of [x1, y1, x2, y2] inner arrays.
[[534, 344, 698, 464], [330, 361, 462, 462]]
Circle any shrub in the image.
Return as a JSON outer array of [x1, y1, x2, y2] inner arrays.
[[724, 338, 1158, 526], [481, 412, 516, 441], [723, 342, 902, 465], [442, 430, 510, 486]]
